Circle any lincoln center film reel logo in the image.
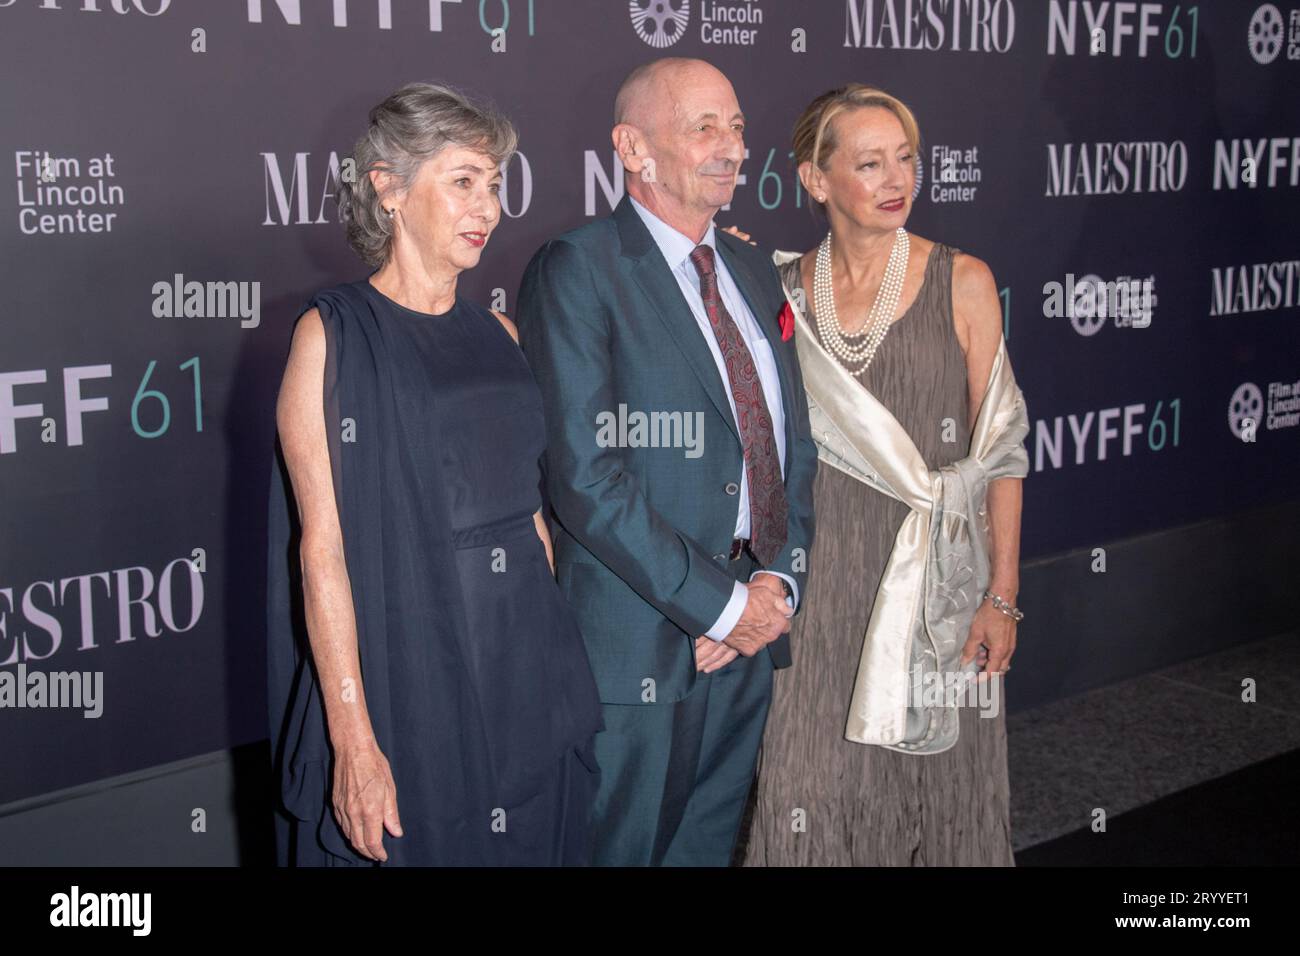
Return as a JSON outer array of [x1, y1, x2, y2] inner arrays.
[[630, 0, 690, 48], [913, 152, 924, 201], [1248, 4, 1285, 64], [1228, 382, 1264, 438], [1070, 275, 1109, 337]]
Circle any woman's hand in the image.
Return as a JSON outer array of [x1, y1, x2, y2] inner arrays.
[[721, 224, 757, 246], [961, 596, 1017, 679], [533, 508, 555, 575], [332, 738, 403, 862]]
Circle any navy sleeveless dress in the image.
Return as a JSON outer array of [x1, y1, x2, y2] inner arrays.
[[268, 277, 603, 866], [372, 279, 604, 796]]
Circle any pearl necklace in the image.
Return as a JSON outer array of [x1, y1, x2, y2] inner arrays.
[[813, 227, 909, 376]]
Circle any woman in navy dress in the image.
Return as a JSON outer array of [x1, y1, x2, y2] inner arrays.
[[267, 82, 602, 866]]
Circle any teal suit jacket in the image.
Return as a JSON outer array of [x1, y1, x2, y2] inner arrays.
[[517, 195, 818, 705]]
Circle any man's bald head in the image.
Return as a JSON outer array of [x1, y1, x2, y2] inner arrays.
[[614, 57, 729, 133], [611, 56, 745, 238]]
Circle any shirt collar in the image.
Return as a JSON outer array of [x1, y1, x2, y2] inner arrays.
[[628, 193, 717, 274]]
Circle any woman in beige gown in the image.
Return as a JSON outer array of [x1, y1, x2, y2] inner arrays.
[[743, 85, 1026, 866]]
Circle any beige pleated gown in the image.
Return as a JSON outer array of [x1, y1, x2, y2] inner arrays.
[[742, 243, 1014, 867]]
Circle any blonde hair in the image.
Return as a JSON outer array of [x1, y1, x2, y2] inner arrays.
[[791, 84, 921, 210]]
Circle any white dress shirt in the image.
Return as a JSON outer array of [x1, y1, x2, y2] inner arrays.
[[629, 195, 797, 641]]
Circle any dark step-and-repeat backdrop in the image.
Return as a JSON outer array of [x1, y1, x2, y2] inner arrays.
[[0, 1, 1296, 806]]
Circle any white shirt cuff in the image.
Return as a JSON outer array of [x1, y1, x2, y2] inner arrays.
[[704, 580, 748, 641]]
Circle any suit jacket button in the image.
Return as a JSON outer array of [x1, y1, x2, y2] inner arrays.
[[724, 481, 740, 495]]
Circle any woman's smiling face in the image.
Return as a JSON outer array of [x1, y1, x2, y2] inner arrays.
[[817, 106, 917, 231]]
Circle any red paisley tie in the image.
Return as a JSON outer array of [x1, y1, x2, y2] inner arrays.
[[688, 244, 788, 566]]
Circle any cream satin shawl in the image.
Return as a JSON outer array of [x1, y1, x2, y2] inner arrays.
[[773, 250, 1029, 755]]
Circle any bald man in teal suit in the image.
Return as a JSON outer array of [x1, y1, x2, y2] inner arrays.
[[516, 57, 817, 866]]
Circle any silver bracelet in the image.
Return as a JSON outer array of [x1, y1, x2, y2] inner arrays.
[[983, 590, 1024, 622]]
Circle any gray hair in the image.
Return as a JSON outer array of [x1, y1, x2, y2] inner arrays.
[[337, 81, 517, 267]]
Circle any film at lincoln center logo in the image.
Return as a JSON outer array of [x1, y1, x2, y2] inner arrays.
[[1248, 4, 1285, 64], [1228, 383, 1264, 439], [630, 0, 690, 48]]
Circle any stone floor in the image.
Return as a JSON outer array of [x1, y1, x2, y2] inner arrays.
[[1008, 631, 1300, 852]]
